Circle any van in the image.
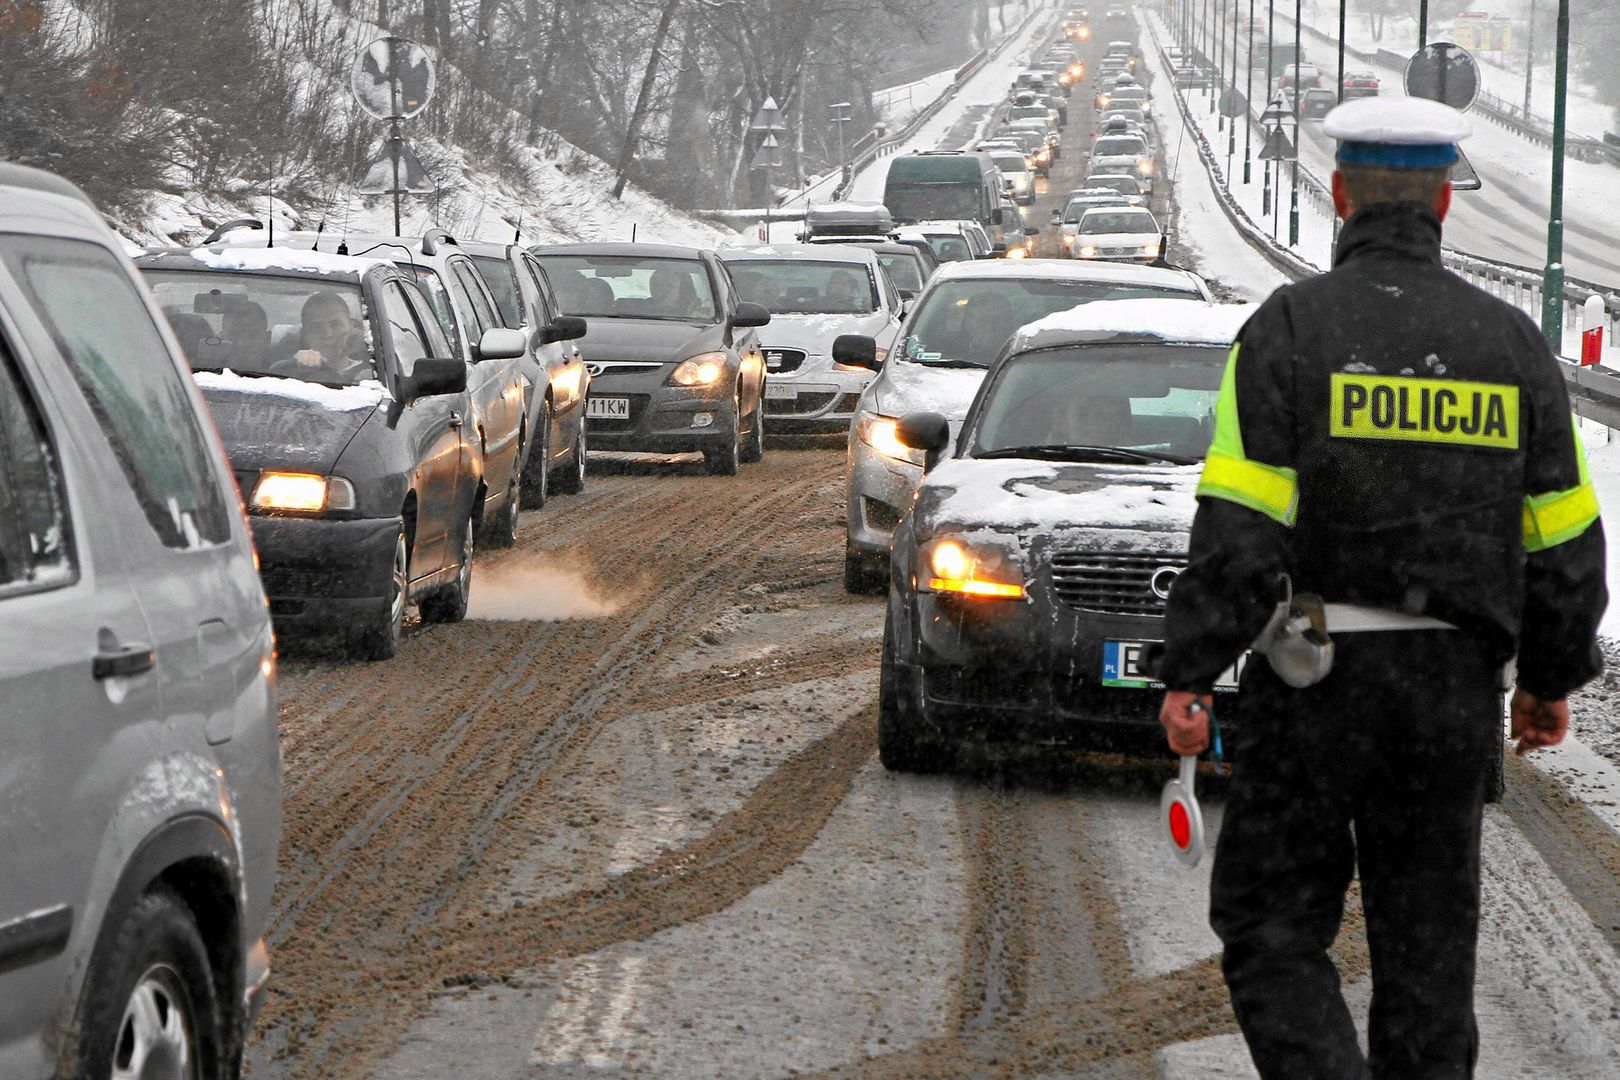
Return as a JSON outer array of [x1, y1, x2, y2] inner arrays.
[[0, 164, 280, 1077], [882, 152, 1006, 234]]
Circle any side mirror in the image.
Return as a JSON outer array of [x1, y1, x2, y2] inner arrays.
[[896, 411, 950, 471], [731, 300, 771, 328], [832, 334, 880, 371], [539, 314, 588, 345], [990, 208, 1006, 225], [1025, 227, 1040, 237], [476, 327, 528, 362], [405, 357, 468, 400], [989, 243, 1008, 257], [1050, 208, 1062, 222]]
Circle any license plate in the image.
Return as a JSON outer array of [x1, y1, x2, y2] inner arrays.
[[1101, 640, 1246, 692], [764, 382, 797, 400], [586, 396, 630, 419]]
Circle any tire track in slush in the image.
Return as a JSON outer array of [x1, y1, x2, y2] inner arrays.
[[248, 453, 872, 1077]]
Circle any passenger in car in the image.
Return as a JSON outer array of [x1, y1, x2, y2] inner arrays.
[[222, 301, 272, 369]]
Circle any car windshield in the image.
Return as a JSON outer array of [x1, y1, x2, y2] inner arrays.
[[886, 184, 981, 223], [1094, 136, 1147, 156], [901, 278, 1199, 367], [926, 236, 974, 262], [968, 345, 1227, 460], [1064, 199, 1123, 222], [1086, 175, 1140, 195], [991, 153, 1028, 172], [876, 252, 924, 292], [143, 270, 377, 385], [727, 260, 877, 315], [472, 254, 521, 327], [1081, 212, 1157, 234], [535, 255, 717, 321]]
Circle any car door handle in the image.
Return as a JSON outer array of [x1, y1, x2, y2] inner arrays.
[[93, 644, 155, 680], [448, 412, 463, 429]]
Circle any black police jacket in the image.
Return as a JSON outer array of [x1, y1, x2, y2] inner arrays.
[[1160, 202, 1606, 699]]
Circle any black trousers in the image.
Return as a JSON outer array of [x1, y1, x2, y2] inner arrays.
[[1210, 630, 1501, 1080]]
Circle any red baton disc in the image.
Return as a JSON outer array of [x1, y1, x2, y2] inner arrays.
[[1168, 800, 1192, 849]]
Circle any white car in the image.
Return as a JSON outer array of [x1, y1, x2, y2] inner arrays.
[[1088, 132, 1156, 194], [1072, 206, 1165, 263], [987, 149, 1036, 204], [1056, 189, 1132, 255], [720, 244, 904, 433], [834, 258, 1213, 592], [1079, 173, 1148, 206]]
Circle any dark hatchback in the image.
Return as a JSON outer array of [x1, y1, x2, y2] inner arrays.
[[532, 243, 770, 475], [877, 299, 1256, 771], [138, 246, 523, 658]]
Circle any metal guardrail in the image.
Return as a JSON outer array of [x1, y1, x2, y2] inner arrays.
[[1148, 17, 1620, 429]]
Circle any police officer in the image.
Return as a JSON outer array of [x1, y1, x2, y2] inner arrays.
[[1155, 96, 1607, 1078]]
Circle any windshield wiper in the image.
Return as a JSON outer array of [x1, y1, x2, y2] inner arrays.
[[974, 444, 1194, 465], [905, 356, 986, 368]]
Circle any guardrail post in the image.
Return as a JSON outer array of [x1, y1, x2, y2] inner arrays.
[[1581, 294, 1605, 365]]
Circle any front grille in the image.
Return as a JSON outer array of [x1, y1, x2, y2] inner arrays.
[[765, 391, 836, 415], [1049, 550, 1188, 615], [763, 348, 807, 373], [585, 392, 652, 432]]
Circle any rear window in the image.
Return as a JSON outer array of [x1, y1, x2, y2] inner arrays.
[[1094, 136, 1148, 156]]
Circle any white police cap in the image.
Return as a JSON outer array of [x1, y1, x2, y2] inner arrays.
[[1323, 96, 1472, 169]]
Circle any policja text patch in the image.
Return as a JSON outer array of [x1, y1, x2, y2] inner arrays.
[[1329, 373, 1519, 450]]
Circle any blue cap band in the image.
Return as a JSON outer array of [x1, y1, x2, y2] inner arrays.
[[1336, 141, 1459, 168]]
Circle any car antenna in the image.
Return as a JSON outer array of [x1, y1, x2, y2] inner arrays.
[[313, 218, 326, 252], [513, 214, 522, 243], [631, 222, 637, 243]]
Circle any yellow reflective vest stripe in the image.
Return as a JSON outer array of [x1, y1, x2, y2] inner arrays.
[[1523, 424, 1601, 552], [1196, 343, 1299, 526]]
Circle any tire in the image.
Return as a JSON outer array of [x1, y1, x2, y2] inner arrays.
[[843, 539, 887, 595], [74, 885, 229, 1080], [739, 398, 764, 464], [350, 526, 408, 660], [480, 438, 522, 549], [520, 399, 551, 508], [420, 511, 474, 624], [555, 416, 587, 494], [878, 615, 946, 774], [704, 394, 742, 476]]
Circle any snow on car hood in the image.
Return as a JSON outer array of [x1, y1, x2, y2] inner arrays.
[[758, 311, 886, 355], [912, 456, 1201, 551], [867, 360, 989, 423], [574, 317, 723, 363], [195, 370, 386, 474]]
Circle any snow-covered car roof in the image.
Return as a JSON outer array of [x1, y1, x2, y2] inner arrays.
[[529, 241, 709, 259], [1012, 298, 1258, 351], [139, 245, 391, 279], [927, 258, 1195, 289], [719, 243, 880, 266]]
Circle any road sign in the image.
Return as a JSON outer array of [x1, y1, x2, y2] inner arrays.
[[357, 134, 436, 194], [1259, 124, 1296, 161], [749, 96, 787, 133], [1260, 91, 1293, 125], [1219, 87, 1247, 118], [351, 37, 436, 121], [1404, 40, 1480, 112]]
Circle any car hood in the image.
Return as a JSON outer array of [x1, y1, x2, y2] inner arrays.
[[575, 317, 724, 362], [911, 456, 1200, 552], [194, 370, 386, 475], [867, 360, 989, 427], [758, 312, 887, 354]]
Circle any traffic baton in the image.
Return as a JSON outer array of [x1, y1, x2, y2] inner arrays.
[[1161, 703, 1212, 867]]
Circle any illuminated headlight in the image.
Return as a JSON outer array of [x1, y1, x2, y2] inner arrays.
[[251, 472, 356, 512], [1140, 242, 1160, 256], [856, 414, 925, 466], [1079, 244, 1098, 258], [1005, 246, 1029, 260], [1059, 73, 1073, 86], [1069, 63, 1083, 78], [1062, 232, 1077, 248], [1098, 94, 1111, 108], [1138, 159, 1154, 175], [918, 538, 1025, 599], [670, 351, 728, 386], [1079, 26, 1091, 38]]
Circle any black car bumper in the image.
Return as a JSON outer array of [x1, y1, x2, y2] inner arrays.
[[248, 514, 401, 629], [584, 373, 740, 454]]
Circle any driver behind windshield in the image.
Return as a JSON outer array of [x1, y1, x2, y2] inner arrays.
[[822, 270, 863, 313], [276, 291, 371, 383]]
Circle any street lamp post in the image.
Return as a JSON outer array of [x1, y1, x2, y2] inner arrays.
[[830, 101, 853, 184], [1244, 0, 1255, 182], [1216, 0, 1225, 124], [1229, 0, 1240, 176], [1288, 0, 1301, 246], [1331, 0, 1346, 259], [1419, 0, 1429, 50], [1540, 0, 1571, 348]]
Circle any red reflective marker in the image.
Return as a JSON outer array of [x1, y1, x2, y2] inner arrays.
[[1160, 754, 1207, 867]]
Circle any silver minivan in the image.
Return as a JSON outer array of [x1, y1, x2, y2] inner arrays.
[[0, 165, 280, 1077]]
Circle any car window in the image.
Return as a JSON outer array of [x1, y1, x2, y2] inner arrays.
[[401, 282, 453, 361], [409, 266, 465, 359], [969, 345, 1226, 460], [378, 281, 431, 378], [1094, 136, 1147, 156], [727, 260, 878, 315], [902, 278, 1199, 367], [450, 260, 499, 337], [2, 237, 231, 549], [521, 256, 557, 323], [534, 255, 718, 322], [472, 254, 522, 328], [0, 338, 75, 596], [875, 253, 924, 293]]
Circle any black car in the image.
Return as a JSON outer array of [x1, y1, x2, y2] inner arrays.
[[808, 238, 940, 299], [876, 298, 1256, 771], [531, 243, 770, 475], [138, 246, 527, 659]]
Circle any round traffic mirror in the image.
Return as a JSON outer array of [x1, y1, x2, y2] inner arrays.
[[1403, 40, 1480, 112], [351, 37, 437, 121]]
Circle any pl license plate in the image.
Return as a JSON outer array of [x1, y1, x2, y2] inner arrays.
[[586, 396, 630, 419], [1101, 640, 1246, 692], [764, 382, 797, 400]]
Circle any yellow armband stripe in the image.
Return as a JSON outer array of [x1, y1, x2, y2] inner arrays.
[[1524, 425, 1600, 552], [1196, 343, 1299, 526]]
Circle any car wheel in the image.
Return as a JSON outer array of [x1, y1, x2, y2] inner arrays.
[[481, 441, 522, 549], [75, 886, 228, 1080], [843, 538, 887, 595], [420, 511, 474, 624], [878, 614, 946, 774], [739, 397, 764, 464], [521, 399, 551, 508], [704, 394, 741, 476], [351, 526, 408, 660], [555, 418, 587, 495]]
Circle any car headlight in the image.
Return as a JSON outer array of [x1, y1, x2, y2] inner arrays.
[[918, 537, 1025, 599], [1079, 244, 1098, 258], [1062, 232, 1076, 247], [1005, 246, 1029, 259], [1059, 72, 1073, 86], [251, 472, 356, 512], [1140, 242, 1160, 256], [1138, 159, 1153, 175], [856, 414, 925, 466], [670, 351, 729, 386]]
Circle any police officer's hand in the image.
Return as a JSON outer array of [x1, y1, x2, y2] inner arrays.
[[1160, 690, 1214, 756], [1510, 687, 1569, 756]]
